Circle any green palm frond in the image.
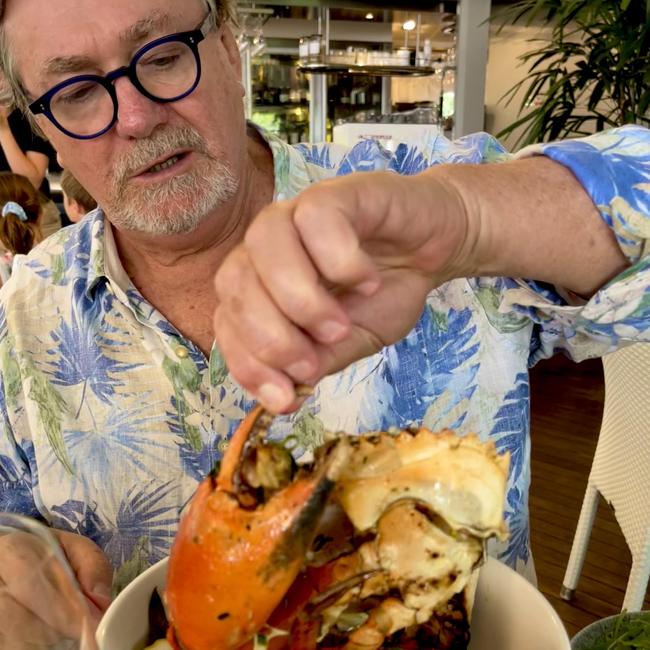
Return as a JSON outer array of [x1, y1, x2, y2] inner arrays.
[[0, 337, 22, 409], [21, 356, 73, 474], [496, 0, 650, 148]]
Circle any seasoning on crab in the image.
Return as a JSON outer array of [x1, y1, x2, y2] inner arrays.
[[164, 406, 509, 650]]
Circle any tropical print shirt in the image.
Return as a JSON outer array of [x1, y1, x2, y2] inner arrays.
[[0, 125, 648, 594]]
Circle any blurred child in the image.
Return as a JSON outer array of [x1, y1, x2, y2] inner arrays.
[[60, 168, 97, 223], [0, 171, 45, 284]]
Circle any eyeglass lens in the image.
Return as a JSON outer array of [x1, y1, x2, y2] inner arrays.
[[50, 40, 199, 137]]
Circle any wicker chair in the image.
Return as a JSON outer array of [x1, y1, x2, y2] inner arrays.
[[560, 343, 650, 611]]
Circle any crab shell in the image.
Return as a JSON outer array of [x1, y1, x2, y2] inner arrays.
[[165, 406, 352, 650], [165, 407, 509, 650], [335, 428, 509, 537]]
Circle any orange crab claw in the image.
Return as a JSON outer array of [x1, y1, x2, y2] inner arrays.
[[165, 405, 349, 650]]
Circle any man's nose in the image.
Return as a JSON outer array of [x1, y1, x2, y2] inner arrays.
[[113, 77, 168, 139]]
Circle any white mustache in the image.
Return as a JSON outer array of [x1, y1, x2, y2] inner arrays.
[[113, 126, 209, 186]]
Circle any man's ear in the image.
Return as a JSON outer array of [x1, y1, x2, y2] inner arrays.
[[220, 24, 242, 83], [56, 151, 65, 169]]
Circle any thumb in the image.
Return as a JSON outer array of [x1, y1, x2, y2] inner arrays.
[[54, 529, 113, 612]]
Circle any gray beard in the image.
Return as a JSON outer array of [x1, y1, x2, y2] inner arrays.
[[105, 126, 239, 236]]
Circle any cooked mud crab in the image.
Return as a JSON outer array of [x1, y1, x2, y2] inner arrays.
[[165, 405, 510, 650]]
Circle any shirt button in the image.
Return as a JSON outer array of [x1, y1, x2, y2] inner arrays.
[[175, 345, 189, 359]]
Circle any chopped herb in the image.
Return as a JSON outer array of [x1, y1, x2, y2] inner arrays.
[[587, 612, 650, 649]]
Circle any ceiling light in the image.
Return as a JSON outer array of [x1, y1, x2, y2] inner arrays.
[[365, 12, 374, 20], [402, 19, 416, 31]]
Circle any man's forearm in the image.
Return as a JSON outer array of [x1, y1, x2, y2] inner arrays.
[[432, 156, 629, 297]]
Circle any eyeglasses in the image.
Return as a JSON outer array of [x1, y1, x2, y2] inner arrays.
[[28, 9, 213, 140]]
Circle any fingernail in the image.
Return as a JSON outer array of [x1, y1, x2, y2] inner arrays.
[[317, 320, 348, 343], [287, 360, 315, 382], [89, 584, 112, 609], [258, 383, 292, 413]]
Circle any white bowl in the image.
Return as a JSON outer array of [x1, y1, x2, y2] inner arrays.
[[97, 556, 570, 650]]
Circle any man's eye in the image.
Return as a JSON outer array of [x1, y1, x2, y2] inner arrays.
[[140, 44, 186, 70], [145, 54, 181, 68], [57, 83, 100, 105]]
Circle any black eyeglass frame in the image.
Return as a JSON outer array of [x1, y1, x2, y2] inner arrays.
[[28, 9, 213, 140]]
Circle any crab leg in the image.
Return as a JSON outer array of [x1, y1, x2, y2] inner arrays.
[[166, 406, 351, 650]]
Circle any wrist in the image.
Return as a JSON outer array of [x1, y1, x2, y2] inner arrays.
[[418, 164, 489, 282]]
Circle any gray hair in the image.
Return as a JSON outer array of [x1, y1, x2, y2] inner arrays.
[[0, 0, 235, 116]]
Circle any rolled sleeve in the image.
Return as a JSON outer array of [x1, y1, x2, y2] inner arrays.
[[497, 261, 650, 365], [491, 126, 650, 362]]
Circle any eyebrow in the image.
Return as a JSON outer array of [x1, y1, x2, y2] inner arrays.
[[118, 11, 172, 45], [40, 11, 173, 79]]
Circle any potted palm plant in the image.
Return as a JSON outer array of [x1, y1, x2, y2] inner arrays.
[[495, 0, 650, 148]]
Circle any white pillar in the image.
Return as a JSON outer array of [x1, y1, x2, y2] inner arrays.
[[454, 0, 491, 137], [309, 75, 327, 143], [309, 8, 329, 143], [240, 45, 253, 120]]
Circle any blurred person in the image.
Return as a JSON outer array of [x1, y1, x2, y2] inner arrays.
[[60, 168, 97, 223], [0, 2, 646, 638], [0, 102, 62, 239], [0, 105, 51, 192], [0, 171, 45, 283]]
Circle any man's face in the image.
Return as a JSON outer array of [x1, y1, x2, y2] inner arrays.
[[5, 0, 246, 235]]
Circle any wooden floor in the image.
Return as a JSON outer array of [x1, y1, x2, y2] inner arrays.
[[529, 354, 650, 638]]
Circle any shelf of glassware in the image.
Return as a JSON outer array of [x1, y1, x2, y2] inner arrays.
[[297, 61, 455, 78]]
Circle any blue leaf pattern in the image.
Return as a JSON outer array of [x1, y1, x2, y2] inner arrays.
[[0, 453, 39, 515], [294, 143, 333, 169], [44, 278, 136, 415], [491, 372, 530, 483], [499, 485, 531, 568], [0, 124, 648, 591], [388, 143, 427, 175]]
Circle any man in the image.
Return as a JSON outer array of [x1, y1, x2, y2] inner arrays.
[[0, 0, 647, 637]]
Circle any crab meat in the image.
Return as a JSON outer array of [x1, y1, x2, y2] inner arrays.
[[287, 428, 509, 649]]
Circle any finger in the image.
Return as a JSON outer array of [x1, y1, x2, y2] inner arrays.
[[55, 529, 113, 612], [0, 532, 87, 637], [214, 246, 325, 383], [311, 270, 436, 378], [243, 202, 353, 345], [213, 308, 299, 413], [0, 592, 63, 648], [292, 180, 383, 291]]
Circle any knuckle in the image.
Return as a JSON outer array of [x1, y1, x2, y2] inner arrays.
[[252, 329, 294, 366], [228, 356, 265, 394], [214, 250, 248, 298], [282, 285, 321, 322], [293, 191, 324, 226]]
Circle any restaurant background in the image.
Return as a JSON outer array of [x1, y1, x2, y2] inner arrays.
[[233, 1, 560, 150]]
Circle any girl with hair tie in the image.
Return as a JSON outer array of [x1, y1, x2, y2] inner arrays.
[[0, 171, 45, 284]]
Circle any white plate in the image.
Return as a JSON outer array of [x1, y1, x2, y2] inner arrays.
[[96, 556, 570, 650]]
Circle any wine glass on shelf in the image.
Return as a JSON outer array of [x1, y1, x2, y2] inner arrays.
[[0, 512, 100, 650]]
